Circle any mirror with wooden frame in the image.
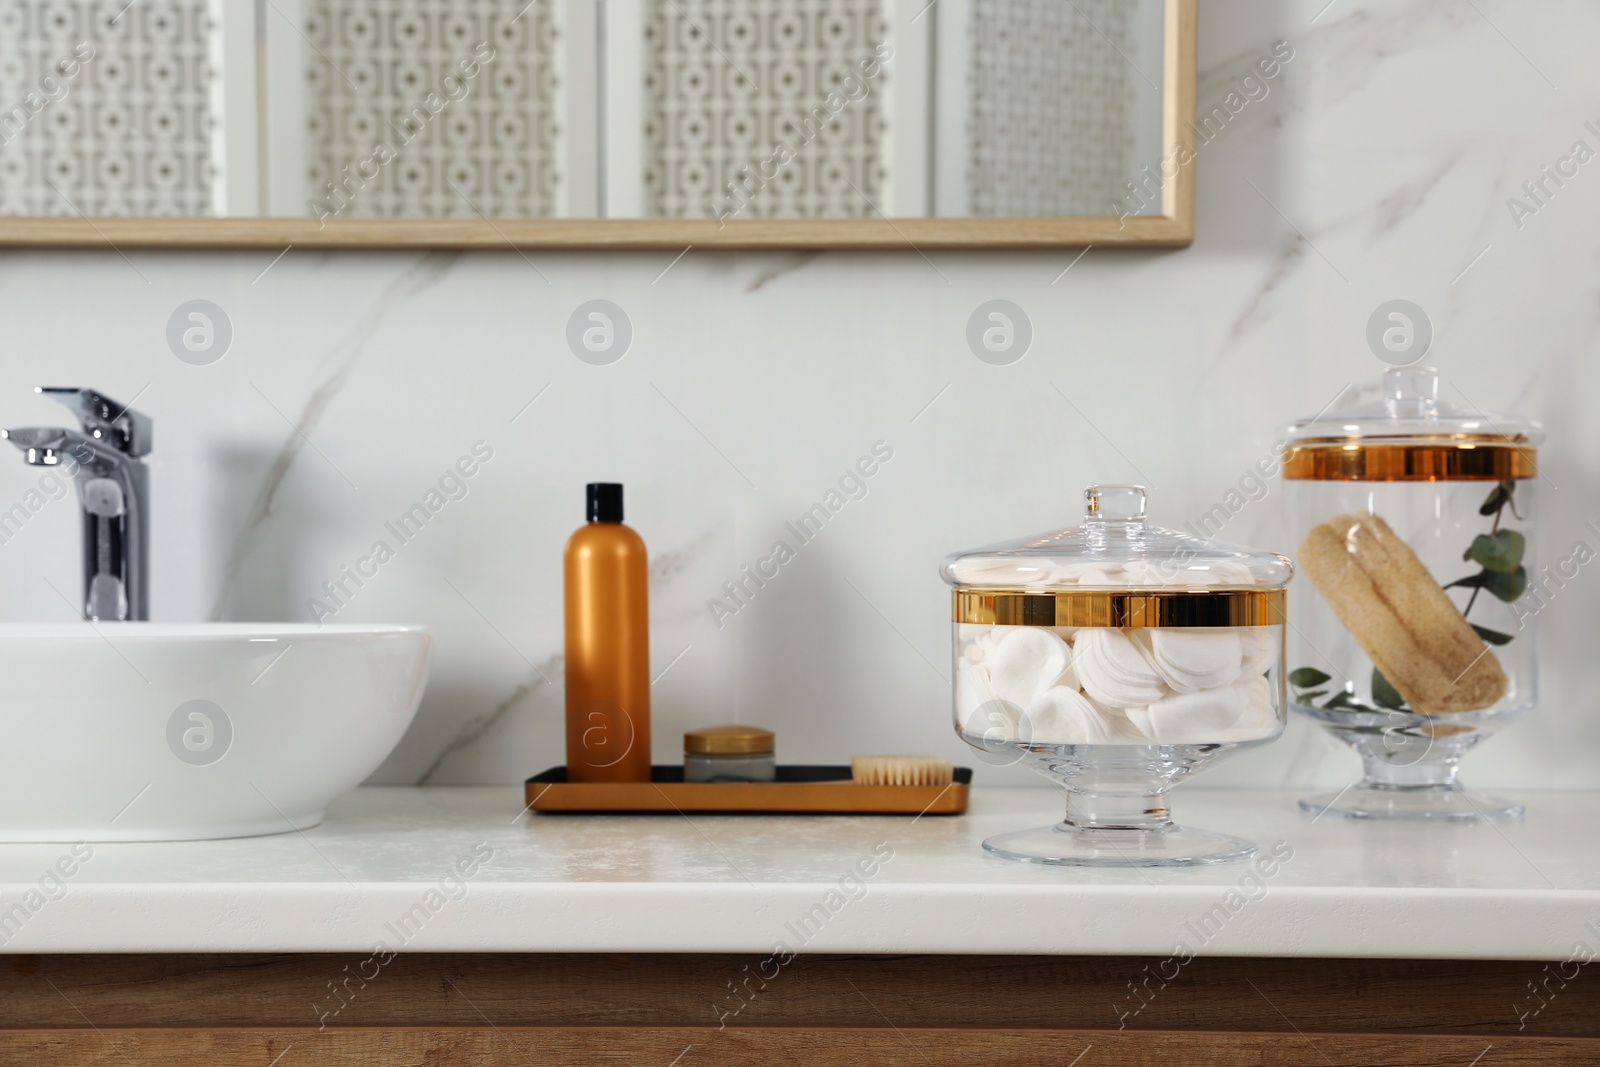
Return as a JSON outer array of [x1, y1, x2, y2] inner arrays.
[[0, 0, 1195, 249]]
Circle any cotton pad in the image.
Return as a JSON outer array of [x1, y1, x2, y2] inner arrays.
[[1020, 686, 1142, 745], [1144, 628, 1243, 693], [986, 627, 1076, 708], [1125, 685, 1246, 744], [1073, 628, 1166, 708]]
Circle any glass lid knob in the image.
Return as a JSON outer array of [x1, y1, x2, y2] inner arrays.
[[1084, 484, 1146, 521], [1384, 366, 1441, 419]]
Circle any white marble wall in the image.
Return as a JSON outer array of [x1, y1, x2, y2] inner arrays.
[[0, 0, 1596, 792]]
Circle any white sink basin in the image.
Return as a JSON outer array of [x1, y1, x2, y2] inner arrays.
[[0, 623, 430, 842]]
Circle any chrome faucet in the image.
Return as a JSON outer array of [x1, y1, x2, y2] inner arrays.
[[2, 387, 151, 621]]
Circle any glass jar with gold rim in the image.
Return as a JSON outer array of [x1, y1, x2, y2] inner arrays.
[[1281, 367, 1542, 822], [941, 484, 1292, 867]]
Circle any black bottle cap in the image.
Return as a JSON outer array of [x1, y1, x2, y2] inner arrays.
[[587, 483, 623, 523]]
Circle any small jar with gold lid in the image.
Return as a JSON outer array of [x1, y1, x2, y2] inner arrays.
[[942, 484, 1292, 867], [1281, 367, 1543, 821], [684, 725, 776, 783]]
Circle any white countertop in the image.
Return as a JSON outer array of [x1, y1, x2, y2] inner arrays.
[[1, 786, 1595, 959]]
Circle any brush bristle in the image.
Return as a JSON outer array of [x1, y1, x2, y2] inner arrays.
[[851, 756, 954, 787]]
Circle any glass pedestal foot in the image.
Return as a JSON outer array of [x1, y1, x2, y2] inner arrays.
[[1299, 781, 1523, 821], [982, 822, 1257, 867], [1295, 705, 1527, 822]]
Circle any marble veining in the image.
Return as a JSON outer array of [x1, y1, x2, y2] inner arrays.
[[1304, 0, 1485, 109], [1214, 238, 1308, 369], [745, 252, 822, 293], [210, 253, 460, 621], [1365, 148, 1470, 241], [418, 655, 560, 785]]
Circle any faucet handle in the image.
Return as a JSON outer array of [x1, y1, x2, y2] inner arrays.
[[38, 387, 152, 458]]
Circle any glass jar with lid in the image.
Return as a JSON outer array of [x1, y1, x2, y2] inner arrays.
[[942, 485, 1293, 867], [683, 725, 777, 783], [1281, 367, 1542, 821]]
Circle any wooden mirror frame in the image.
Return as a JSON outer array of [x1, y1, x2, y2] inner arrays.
[[0, 0, 1194, 251]]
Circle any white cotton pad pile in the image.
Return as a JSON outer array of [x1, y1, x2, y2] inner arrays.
[[954, 624, 1281, 746], [1073, 629, 1166, 708]]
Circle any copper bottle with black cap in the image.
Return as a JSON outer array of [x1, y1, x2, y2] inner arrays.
[[564, 483, 651, 782]]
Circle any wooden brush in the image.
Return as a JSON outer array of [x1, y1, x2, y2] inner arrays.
[[851, 756, 954, 787]]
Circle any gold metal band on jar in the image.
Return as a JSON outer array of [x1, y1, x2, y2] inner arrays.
[[1281, 438, 1537, 481], [953, 589, 1285, 628]]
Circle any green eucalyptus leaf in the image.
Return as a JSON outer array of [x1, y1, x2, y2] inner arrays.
[[1485, 566, 1528, 602], [1289, 667, 1332, 689], [1446, 567, 1528, 601], [1371, 668, 1407, 709], [1463, 529, 1525, 573], [1479, 482, 1510, 516], [1297, 690, 1329, 702], [1471, 624, 1514, 646]]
